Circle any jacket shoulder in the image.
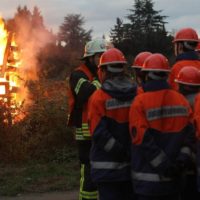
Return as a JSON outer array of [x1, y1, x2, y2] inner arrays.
[[90, 89, 109, 102]]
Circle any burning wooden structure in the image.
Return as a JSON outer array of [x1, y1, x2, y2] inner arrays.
[[0, 17, 22, 124]]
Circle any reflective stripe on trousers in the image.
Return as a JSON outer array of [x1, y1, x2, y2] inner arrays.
[[80, 164, 98, 200], [91, 161, 129, 169], [132, 170, 172, 182]]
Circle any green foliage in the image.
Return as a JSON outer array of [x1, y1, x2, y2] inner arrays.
[[110, 17, 124, 44], [37, 43, 70, 80], [57, 14, 93, 72], [58, 14, 92, 51], [110, 0, 173, 60], [0, 87, 79, 194], [0, 80, 75, 163]]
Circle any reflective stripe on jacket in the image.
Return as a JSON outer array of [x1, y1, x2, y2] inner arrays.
[[88, 84, 136, 182], [68, 64, 100, 140], [129, 80, 194, 196]]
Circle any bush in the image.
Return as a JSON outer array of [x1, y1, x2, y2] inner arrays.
[[0, 79, 76, 163]]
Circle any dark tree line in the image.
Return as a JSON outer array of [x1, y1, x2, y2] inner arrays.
[[110, 0, 174, 62]]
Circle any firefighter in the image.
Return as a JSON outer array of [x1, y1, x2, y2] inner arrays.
[[129, 53, 195, 200], [67, 38, 106, 200], [88, 48, 137, 200], [175, 66, 200, 107], [168, 27, 200, 90], [194, 94, 200, 196], [175, 66, 200, 200], [131, 51, 152, 85], [194, 93, 200, 139]]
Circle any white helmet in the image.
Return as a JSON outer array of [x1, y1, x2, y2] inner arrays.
[[82, 39, 106, 59]]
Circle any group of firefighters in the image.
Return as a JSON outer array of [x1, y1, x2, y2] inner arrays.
[[67, 27, 200, 200]]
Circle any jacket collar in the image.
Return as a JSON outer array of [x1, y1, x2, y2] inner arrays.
[[142, 80, 170, 92], [176, 51, 199, 62], [102, 76, 137, 101]]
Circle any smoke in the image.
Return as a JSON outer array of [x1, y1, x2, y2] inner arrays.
[[16, 20, 52, 81], [13, 13, 54, 107]]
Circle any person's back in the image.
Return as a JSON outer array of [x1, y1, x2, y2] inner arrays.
[[169, 54, 200, 90], [175, 66, 200, 200], [88, 48, 136, 200], [168, 27, 200, 90], [129, 53, 195, 200], [193, 93, 200, 196]]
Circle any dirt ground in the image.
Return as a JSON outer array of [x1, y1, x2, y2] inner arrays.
[[0, 191, 78, 200]]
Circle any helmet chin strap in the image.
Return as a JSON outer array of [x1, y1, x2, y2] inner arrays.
[[147, 72, 167, 80], [174, 43, 183, 56], [174, 44, 178, 56], [183, 42, 195, 50]]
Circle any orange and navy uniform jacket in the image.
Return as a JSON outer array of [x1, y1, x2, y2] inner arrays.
[[194, 93, 200, 139], [129, 80, 195, 196], [68, 64, 101, 141], [88, 77, 137, 182], [168, 51, 200, 90], [194, 93, 200, 192]]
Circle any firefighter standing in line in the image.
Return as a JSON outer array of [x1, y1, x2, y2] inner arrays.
[[88, 48, 137, 200], [175, 66, 200, 200], [188, 68, 200, 197], [194, 93, 200, 195], [194, 94, 200, 137], [168, 27, 200, 91], [129, 53, 195, 200], [67, 39, 106, 200], [131, 51, 152, 85]]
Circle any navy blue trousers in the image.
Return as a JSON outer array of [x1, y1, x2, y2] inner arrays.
[[137, 194, 180, 200], [97, 181, 135, 200]]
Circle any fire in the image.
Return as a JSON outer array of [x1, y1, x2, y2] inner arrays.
[[0, 16, 23, 124], [0, 84, 6, 94], [0, 18, 8, 66]]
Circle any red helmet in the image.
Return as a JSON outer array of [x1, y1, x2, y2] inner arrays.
[[132, 52, 152, 69], [173, 28, 199, 43], [142, 53, 170, 72], [99, 48, 127, 72], [175, 66, 200, 86]]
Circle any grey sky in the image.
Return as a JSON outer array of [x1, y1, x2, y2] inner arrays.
[[0, 0, 200, 39]]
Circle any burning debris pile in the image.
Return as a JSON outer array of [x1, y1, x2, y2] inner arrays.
[[0, 17, 23, 124]]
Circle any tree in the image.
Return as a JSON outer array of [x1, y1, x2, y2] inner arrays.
[[31, 6, 45, 29], [110, 0, 173, 59], [110, 18, 124, 44], [58, 14, 92, 51], [58, 14, 92, 71], [12, 5, 32, 41]]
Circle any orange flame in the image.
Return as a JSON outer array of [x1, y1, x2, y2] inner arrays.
[[0, 17, 8, 66], [0, 16, 24, 124]]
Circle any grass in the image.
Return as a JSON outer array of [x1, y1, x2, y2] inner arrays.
[[0, 153, 80, 196]]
